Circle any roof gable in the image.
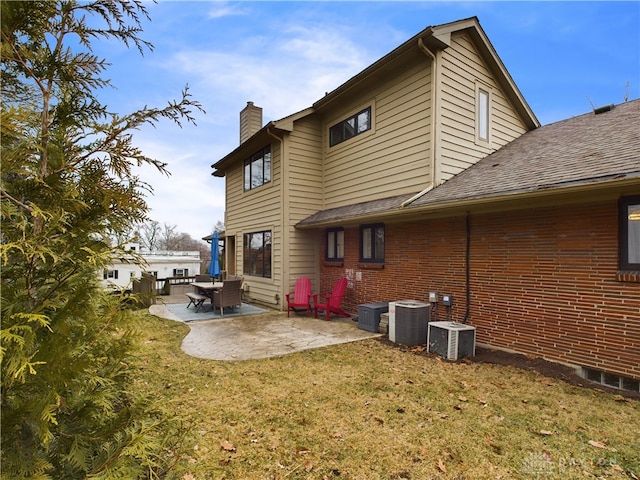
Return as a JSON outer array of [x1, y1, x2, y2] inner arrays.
[[212, 16, 539, 177]]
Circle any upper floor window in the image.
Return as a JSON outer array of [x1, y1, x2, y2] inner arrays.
[[360, 223, 384, 263], [619, 195, 640, 271], [243, 230, 272, 278], [244, 146, 271, 191], [476, 84, 490, 143], [326, 228, 344, 261], [330, 107, 371, 147], [173, 268, 189, 277]]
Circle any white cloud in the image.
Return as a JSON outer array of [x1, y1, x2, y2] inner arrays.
[[205, 1, 248, 19], [166, 23, 372, 123]]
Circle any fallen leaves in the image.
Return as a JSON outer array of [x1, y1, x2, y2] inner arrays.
[[588, 439, 607, 449], [220, 440, 236, 452], [437, 457, 447, 473]]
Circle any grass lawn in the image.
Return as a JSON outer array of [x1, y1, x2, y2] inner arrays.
[[132, 311, 639, 480]]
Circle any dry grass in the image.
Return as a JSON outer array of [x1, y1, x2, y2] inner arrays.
[[132, 312, 640, 480]]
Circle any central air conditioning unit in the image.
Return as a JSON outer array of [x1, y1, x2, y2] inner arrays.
[[389, 300, 430, 346], [427, 321, 476, 360]]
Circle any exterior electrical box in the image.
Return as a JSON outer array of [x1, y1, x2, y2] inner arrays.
[[427, 321, 476, 360], [391, 300, 431, 345], [358, 302, 389, 333]]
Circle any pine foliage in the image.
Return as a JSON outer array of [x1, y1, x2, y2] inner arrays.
[[1, 1, 202, 477]]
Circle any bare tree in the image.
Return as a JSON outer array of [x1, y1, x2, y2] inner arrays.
[[137, 220, 161, 250]]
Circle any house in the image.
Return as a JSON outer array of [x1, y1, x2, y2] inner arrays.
[[100, 242, 201, 291], [211, 17, 640, 386]]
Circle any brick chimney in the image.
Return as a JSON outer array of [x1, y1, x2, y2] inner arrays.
[[239, 101, 263, 144]]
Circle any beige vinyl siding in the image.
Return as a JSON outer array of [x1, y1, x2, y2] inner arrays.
[[285, 116, 323, 290], [225, 141, 282, 305], [322, 57, 432, 210], [287, 116, 323, 220], [439, 32, 528, 180]]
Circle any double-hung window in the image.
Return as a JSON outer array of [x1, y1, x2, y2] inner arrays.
[[244, 146, 271, 191], [619, 195, 640, 271], [329, 107, 371, 147], [360, 224, 384, 263], [243, 230, 272, 278], [326, 228, 344, 261]]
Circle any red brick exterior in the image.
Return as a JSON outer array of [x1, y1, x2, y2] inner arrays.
[[319, 200, 640, 380]]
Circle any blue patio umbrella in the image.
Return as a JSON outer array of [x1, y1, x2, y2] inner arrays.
[[209, 231, 221, 278]]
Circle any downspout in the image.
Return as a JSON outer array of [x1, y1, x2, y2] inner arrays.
[[418, 36, 440, 190], [267, 127, 285, 307], [463, 212, 471, 324]]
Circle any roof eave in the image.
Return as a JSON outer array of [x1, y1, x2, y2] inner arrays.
[[297, 174, 640, 229]]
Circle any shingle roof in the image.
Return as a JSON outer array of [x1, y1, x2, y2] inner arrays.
[[297, 99, 640, 228], [409, 98, 640, 208], [297, 193, 417, 227]]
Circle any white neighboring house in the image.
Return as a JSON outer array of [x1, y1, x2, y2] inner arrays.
[[101, 242, 202, 291]]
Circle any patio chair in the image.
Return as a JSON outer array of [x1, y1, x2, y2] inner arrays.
[[285, 276, 313, 317], [212, 278, 243, 317], [195, 274, 212, 282], [313, 277, 350, 321]]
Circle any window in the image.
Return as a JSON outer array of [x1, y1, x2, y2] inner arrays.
[[326, 228, 344, 261], [243, 230, 272, 277], [330, 107, 371, 147], [477, 85, 490, 143], [360, 224, 384, 263], [173, 268, 188, 277], [619, 195, 640, 270], [103, 270, 118, 280], [244, 146, 271, 191]]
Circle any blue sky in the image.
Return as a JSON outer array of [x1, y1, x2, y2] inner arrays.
[[94, 1, 640, 240]]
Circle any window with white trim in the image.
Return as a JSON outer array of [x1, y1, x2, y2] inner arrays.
[[103, 270, 118, 280], [476, 84, 490, 143]]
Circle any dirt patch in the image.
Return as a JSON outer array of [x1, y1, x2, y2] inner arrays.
[[378, 338, 640, 400]]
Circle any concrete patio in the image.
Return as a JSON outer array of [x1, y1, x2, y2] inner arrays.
[[149, 300, 381, 361]]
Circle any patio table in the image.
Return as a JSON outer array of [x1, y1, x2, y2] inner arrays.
[[192, 281, 224, 299]]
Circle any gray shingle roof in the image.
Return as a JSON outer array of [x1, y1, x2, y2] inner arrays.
[[409, 98, 640, 207], [296, 192, 417, 227]]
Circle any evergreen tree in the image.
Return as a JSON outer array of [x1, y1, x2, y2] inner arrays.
[[1, 1, 203, 477]]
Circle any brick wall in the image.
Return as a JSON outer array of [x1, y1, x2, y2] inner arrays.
[[319, 200, 640, 380]]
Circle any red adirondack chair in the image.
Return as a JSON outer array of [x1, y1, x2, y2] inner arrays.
[[285, 276, 313, 317], [313, 277, 350, 321]]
